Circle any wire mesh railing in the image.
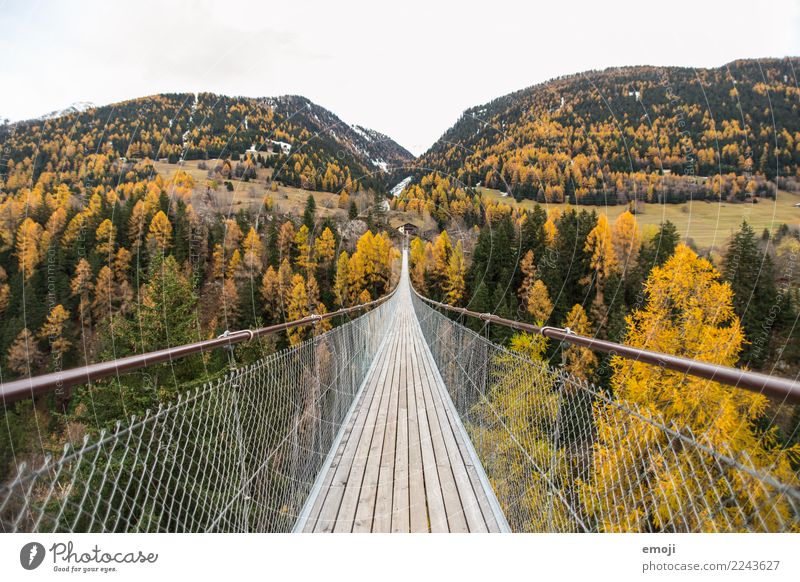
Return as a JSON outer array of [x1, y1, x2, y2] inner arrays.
[[0, 297, 397, 533], [411, 290, 800, 533]]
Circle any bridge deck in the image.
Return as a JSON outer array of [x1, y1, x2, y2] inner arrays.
[[297, 272, 505, 533]]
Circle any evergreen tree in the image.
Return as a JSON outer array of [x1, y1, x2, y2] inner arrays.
[[303, 194, 317, 230], [722, 220, 778, 368]]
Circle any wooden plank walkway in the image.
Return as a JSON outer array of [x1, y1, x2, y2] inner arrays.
[[297, 262, 507, 533]]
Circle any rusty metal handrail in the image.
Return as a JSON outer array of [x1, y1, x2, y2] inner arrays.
[[411, 287, 800, 404], [0, 287, 397, 407]]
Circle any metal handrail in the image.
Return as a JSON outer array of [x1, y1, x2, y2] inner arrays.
[[411, 286, 800, 404], [0, 286, 397, 406]]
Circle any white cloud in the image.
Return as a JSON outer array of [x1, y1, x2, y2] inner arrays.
[[1, 0, 798, 154]]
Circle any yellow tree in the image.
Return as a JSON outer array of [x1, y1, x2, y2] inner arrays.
[[220, 278, 240, 326], [260, 266, 280, 322], [146, 210, 173, 255], [15, 217, 44, 281], [71, 258, 94, 322], [277, 259, 294, 311], [444, 240, 466, 305], [357, 288, 371, 304], [314, 227, 336, 266], [6, 328, 43, 376], [581, 245, 800, 532], [222, 218, 243, 253], [526, 280, 553, 324], [286, 274, 310, 345], [242, 227, 263, 274], [334, 251, 350, 307], [347, 250, 369, 304], [294, 224, 315, 273], [409, 237, 427, 292], [39, 304, 71, 364], [277, 220, 296, 260], [128, 200, 147, 252], [113, 247, 133, 312], [95, 218, 116, 259], [517, 250, 536, 304], [431, 230, 453, 293], [561, 304, 597, 382], [585, 214, 617, 286], [612, 210, 641, 275], [92, 265, 115, 322], [211, 243, 226, 280], [226, 248, 242, 280]]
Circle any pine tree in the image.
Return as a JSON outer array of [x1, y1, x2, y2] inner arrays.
[[722, 220, 778, 368], [303, 194, 317, 230], [628, 220, 679, 305]]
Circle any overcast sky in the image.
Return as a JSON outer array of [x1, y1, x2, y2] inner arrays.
[[1, 0, 799, 155]]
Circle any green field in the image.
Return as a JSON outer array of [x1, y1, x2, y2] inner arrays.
[[479, 187, 800, 250]]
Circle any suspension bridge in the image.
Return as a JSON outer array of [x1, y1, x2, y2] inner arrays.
[[1, 251, 799, 533]]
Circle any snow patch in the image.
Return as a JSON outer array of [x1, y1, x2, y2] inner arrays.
[[390, 176, 413, 197], [38, 101, 95, 121]]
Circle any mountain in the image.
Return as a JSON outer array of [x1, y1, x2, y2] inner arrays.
[[415, 58, 800, 205], [263, 95, 413, 173], [1, 92, 413, 194], [36, 101, 96, 121]]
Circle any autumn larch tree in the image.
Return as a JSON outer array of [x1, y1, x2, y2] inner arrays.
[[581, 244, 799, 532]]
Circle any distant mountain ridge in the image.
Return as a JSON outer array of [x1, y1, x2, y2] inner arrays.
[[415, 57, 800, 204], [3, 92, 414, 194]]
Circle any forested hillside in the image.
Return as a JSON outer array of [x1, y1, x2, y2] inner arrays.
[[0, 93, 406, 480], [415, 58, 800, 204], [1, 92, 413, 196]]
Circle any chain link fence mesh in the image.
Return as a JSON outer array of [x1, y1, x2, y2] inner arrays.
[[0, 299, 396, 533], [411, 291, 800, 533]]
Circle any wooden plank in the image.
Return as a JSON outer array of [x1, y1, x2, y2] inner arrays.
[[406, 309, 429, 532], [300, 262, 507, 533], [419, 343, 489, 533], [349, 324, 400, 532], [409, 330, 463, 532], [391, 311, 411, 533], [313, 329, 399, 532], [371, 313, 404, 532], [407, 317, 447, 532], [301, 382, 369, 531]]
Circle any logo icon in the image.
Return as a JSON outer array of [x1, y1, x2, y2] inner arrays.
[[20, 542, 46, 570]]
